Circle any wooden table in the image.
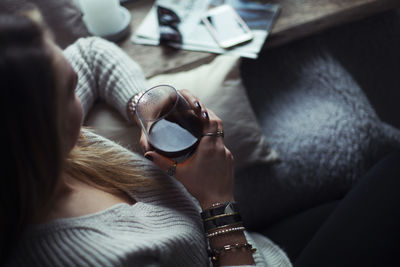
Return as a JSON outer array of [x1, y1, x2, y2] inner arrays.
[[119, 0, 400, 78]]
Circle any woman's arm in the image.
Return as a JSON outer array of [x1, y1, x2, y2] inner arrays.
[[143, 91, 256, 266], [63, 37, 148, 121]]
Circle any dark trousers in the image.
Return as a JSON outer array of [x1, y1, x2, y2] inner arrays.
[[262, 151, 400, 267]]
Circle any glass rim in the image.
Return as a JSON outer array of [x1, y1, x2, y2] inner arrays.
[[135, 84, 180, 123]]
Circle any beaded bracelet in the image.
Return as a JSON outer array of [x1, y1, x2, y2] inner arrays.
[[206, 226, 245, 238], [126, 90, 146, 122]]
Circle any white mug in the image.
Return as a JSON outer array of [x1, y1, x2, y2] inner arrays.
[[77, 0, 125, 37]]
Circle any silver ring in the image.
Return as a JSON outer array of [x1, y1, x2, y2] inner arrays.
[[166, 161, 177, 176], [203, 130, 224, 138]]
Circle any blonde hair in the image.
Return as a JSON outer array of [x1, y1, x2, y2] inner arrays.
[[64, 130, 164, 194]]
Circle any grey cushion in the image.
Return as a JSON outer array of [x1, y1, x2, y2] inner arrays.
[[237, 9, 400, 230]]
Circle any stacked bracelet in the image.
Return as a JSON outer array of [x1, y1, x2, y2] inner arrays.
[[202, 202, 256, 262], [201, 202, 242, 232]]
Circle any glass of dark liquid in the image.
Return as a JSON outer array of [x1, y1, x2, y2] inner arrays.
[[136, 85, 203, 161]]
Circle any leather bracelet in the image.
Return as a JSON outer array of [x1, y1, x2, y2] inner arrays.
[[203, 213, 242, 232], [201, 201, 239, 220], [203, 212, 239, 222]]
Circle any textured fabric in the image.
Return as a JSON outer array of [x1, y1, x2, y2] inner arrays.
[[65, 37, 148, 121], [6, 37, 292, 267], [236, 10, 400, 229]]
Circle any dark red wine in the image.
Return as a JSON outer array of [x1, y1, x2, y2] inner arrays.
[[148, 112, 203, 159]]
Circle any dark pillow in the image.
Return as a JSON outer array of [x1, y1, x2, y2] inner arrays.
[[237, 9, 400, 230], [0, 0, 89, 48]]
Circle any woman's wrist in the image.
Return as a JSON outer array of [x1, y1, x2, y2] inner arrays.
[[200, 197, 235, 211], [208, 228, 255, 266], [201, 201, 256, 266]]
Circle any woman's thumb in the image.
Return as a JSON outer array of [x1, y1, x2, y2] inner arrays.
[[144, 151, 174, 172]]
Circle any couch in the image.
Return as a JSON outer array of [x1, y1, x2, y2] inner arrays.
[[3, 0, 400, 235]]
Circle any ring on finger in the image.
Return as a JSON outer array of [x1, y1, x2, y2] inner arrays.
[[202, 130, 224, 138], [166, 161, 178, 176]]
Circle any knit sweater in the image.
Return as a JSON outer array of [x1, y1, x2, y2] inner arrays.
[[7, 37, 292, 267]]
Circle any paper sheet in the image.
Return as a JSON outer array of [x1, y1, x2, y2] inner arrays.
[[132, 0, 280, 59]]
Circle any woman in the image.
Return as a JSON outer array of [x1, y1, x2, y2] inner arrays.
[[3, 6, 400, 267], [1, 7, 290, 267]]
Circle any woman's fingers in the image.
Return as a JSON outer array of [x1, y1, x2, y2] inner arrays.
[[202, 110, 223, 136], [139, 131, 151, 153], [144, 150, 178, 176], [178, 89, 226, 130], [179, 89, 206, 118], [179, 89, 201, 110]]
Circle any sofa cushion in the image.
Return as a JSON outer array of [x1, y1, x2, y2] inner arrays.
[[236, 12, 400, 229], [86, 55, 279, 171]]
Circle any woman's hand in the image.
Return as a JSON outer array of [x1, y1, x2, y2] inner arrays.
[[141, 90, 235, 210]]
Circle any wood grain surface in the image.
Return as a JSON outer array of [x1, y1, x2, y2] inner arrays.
[[118, 0, 400, 78], [266, 0, 400, 47]]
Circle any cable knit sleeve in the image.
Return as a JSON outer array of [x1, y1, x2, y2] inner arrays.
[[63, 37, 148, 121]]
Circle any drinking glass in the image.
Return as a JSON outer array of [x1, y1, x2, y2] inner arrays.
[[136, 85, 203, 161]]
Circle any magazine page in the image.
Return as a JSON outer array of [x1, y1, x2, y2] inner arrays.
[[132, 0, 280, 59]]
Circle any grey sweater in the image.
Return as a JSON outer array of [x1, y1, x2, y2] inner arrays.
[[7, 37, 292, 267]]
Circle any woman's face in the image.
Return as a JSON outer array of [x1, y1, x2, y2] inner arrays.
[[48, 39, 83, 153]]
